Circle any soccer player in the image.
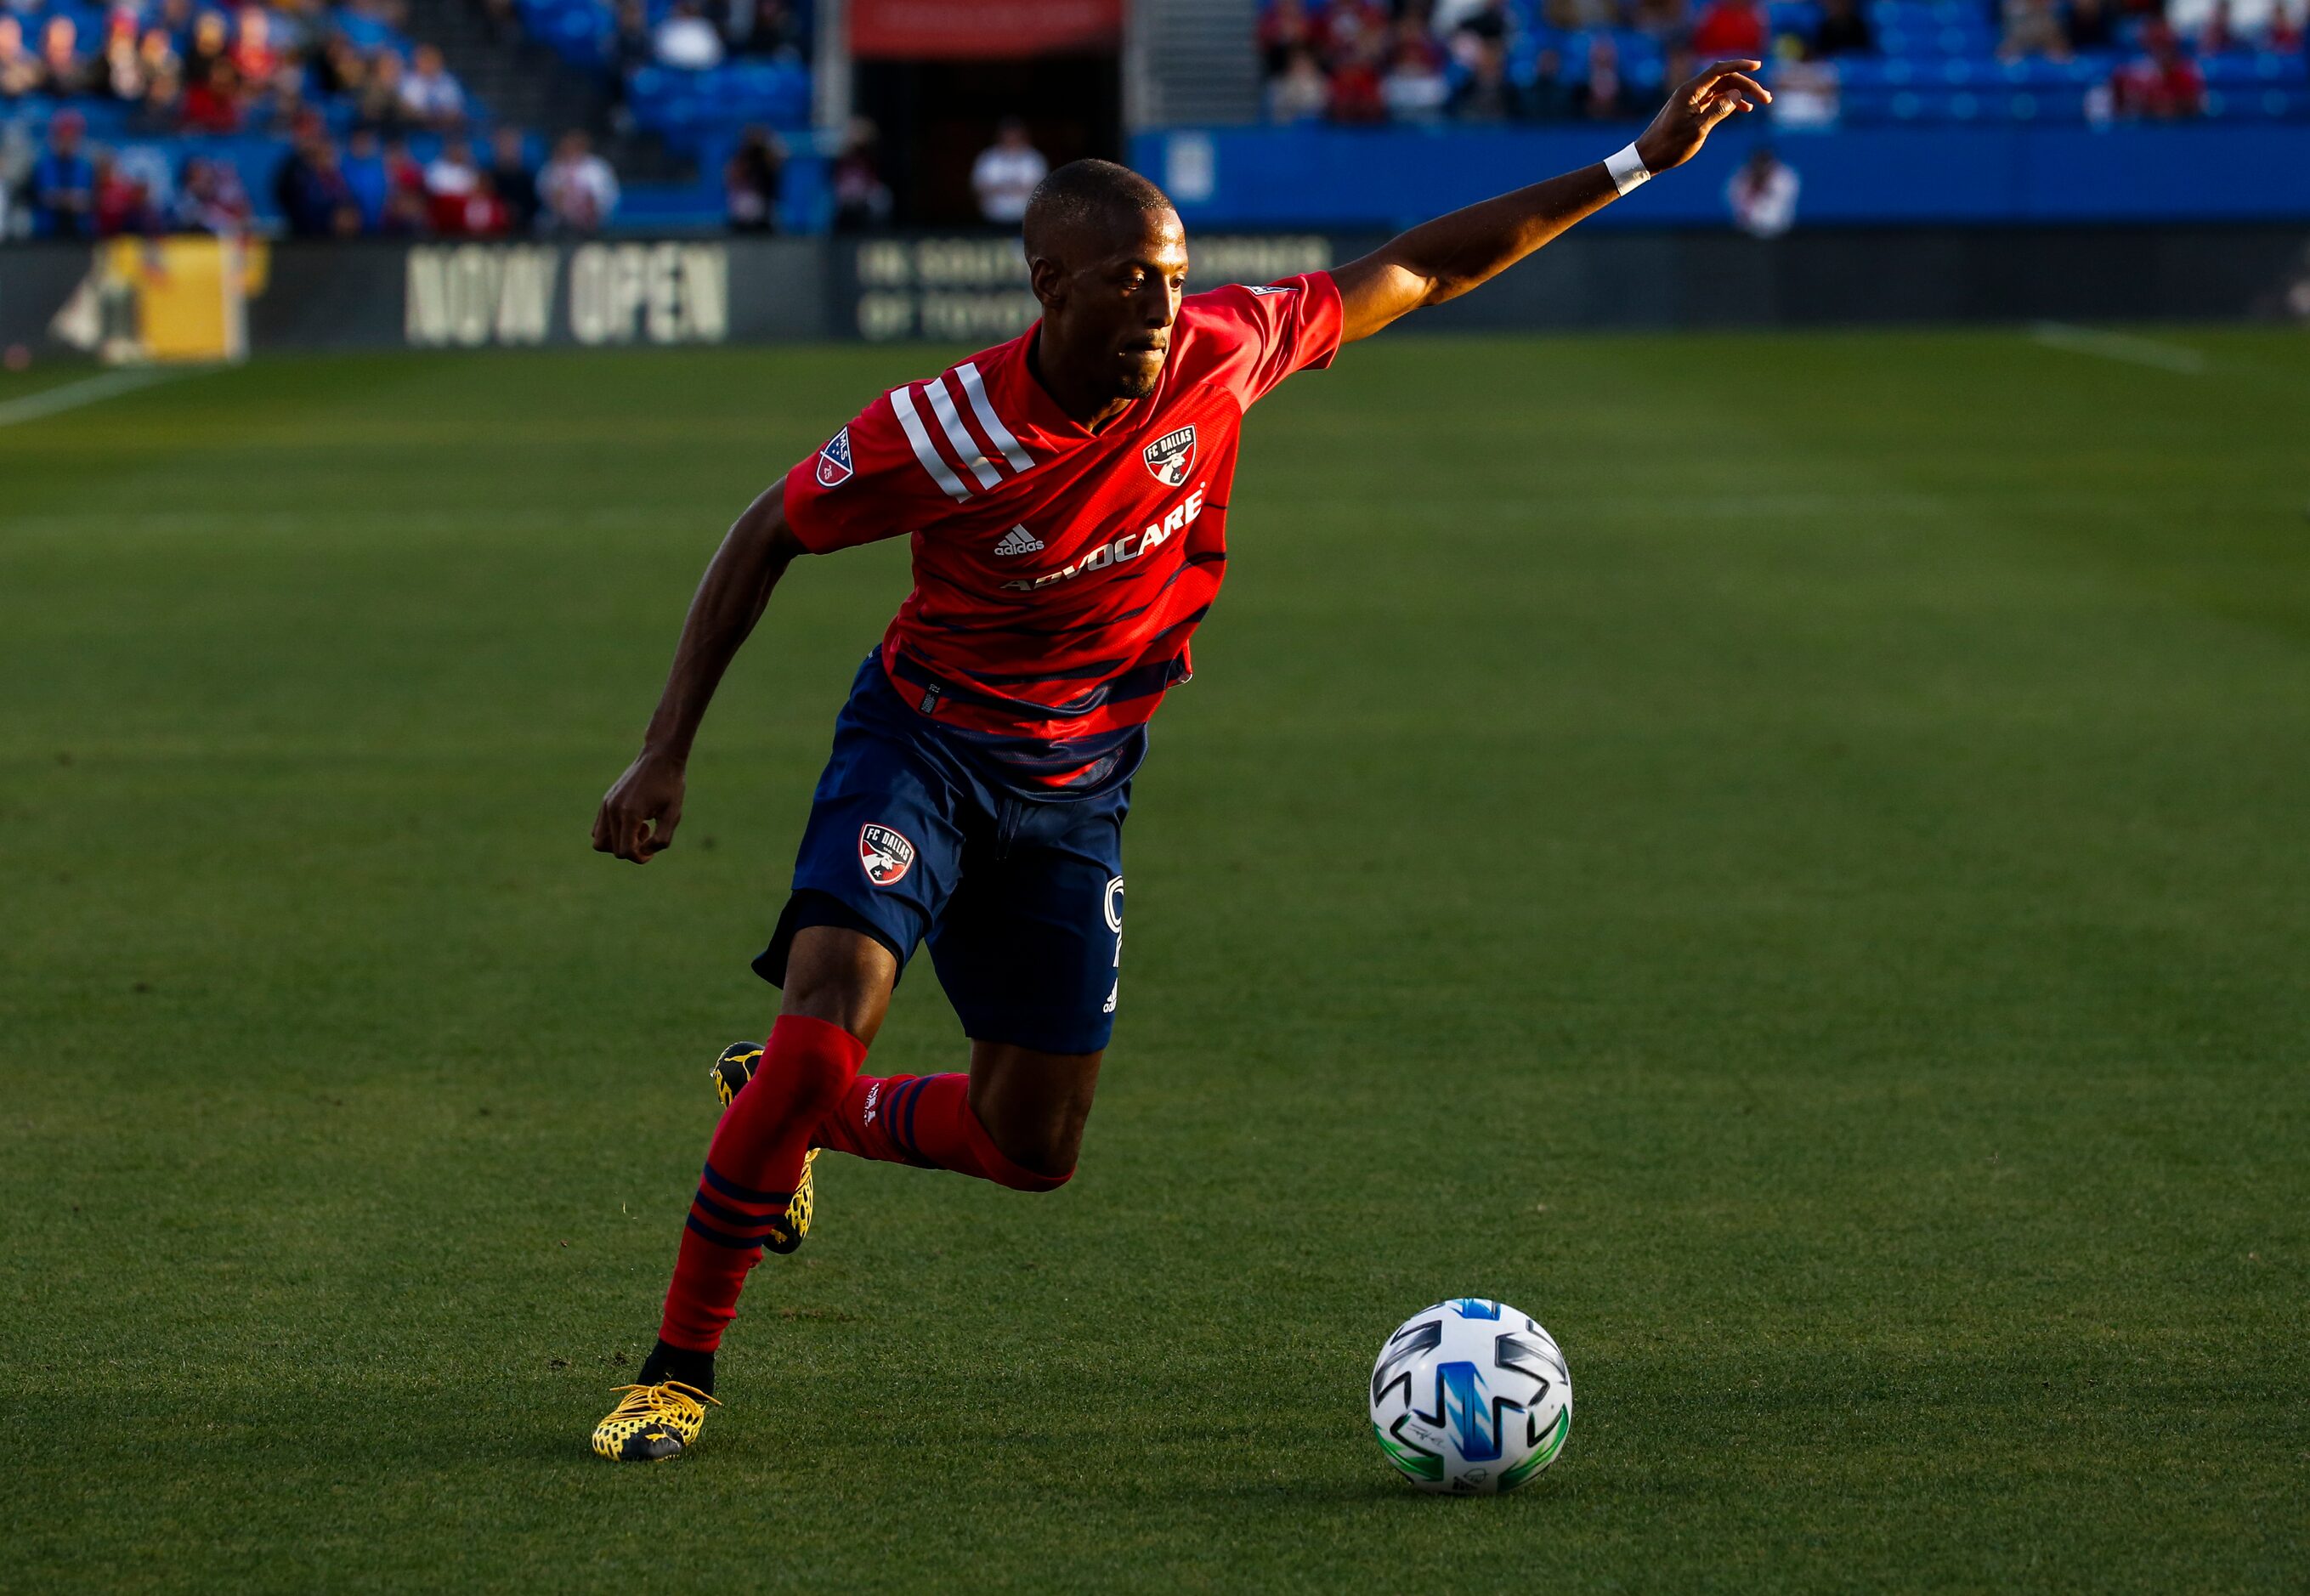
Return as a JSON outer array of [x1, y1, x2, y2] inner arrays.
[[587, 61, 1769, 1461]]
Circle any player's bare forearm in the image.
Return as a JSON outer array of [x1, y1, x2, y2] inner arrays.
[[1332, 59, 1770, 343], [592, 484, 807, 863]]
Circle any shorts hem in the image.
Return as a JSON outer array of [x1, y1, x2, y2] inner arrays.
[[754, 889, 909, 988]]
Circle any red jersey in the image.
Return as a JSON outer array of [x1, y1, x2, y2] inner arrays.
[[782, 271, 1344, 789]]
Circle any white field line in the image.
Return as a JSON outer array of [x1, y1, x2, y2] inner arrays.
[[0, 368, 174, 430], [2029, 323, 2208, 376]]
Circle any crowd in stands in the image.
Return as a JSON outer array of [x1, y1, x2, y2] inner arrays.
[[0, 0, 648, 237], [1258, 0, 2309, 124], [0, 0, 470, 139]]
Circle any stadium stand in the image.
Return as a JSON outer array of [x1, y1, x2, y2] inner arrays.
[[1254, 0, 2309, 126], [0, 0, 817, 236]]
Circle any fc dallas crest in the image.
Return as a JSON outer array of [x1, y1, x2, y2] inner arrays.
[[1143, 424, 1197, 487], [858, 823, 915, 886], [815, 427, 853, 487]]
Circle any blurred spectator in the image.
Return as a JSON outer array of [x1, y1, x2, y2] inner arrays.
[[2195, 0, 2243, 50], [184, 13, 229, 91], [490, 127, 538, 232], [381, 133, 431, 232], [274, 132, 360, 235], [1447, 0, 1519, 57], [2112, 24, 2205, 115], [1528, 45, 1576, 118], [40, 14, 90, 96], [93, 150, 161, 235], [1812, 0, 1876, 56], [1574, 35, 1629, 117], [359, 48, 410, 132], [728, 0, 796, 54], [1268, 45, 1331, 122], [540, 128, 619, 230], [1630, 0, 1692, 41], [181, 59, 244, 133], [654, 0, 725, 68], [2066, 0, 2117, 48], [315, 34, 365, 97], [971, 117, 1045, 225], [612, 0, 654, 76], [0, 16, 42, 99], [100, 13, 144, 103], [1448, 37, 1528, 119], [2001, 0, 2070, 59], [1545, 0, 1618, 27], [423, 133, 479, 230], [829, 116, 892, 232], [1728, 145, 1799, 235], [1691, 0, 1769, 55], [398, 43, 465, 129], [1328, 32, 1390, 122], [230, 6, 279, 86], [2271, 1, 2306, 51], [1260, 0, 1323, 76], [30, 110, 95, 237], [342, 126, 388, 226], [173, 154, 253, 234], [724, 124, 784, 231], [1381, 32, 1451, 122], [445, 170, 510, 235], [1326, 0, 1394, 57]]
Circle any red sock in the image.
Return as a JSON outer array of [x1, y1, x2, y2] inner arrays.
[[657, 1013, 866, 1352], [814, 1072, 1071, 1192]]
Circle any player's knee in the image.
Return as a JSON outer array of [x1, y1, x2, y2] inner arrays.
[[995, 1111, 1087, 1186]]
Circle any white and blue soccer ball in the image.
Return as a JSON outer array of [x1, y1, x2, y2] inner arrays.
[[1368, 1298, 1571, 1494]]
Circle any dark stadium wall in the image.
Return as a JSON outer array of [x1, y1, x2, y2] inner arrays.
[[4, 229, 2308, 357], [854, 54, 1124, 226]]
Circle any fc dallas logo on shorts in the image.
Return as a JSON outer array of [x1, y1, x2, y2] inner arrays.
[[858, 823, 915, 886], [1143, 425, 1196, 487], [816, 427, 854, 487]]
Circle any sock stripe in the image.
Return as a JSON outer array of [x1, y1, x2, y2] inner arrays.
[[691, 1189, 781, 1231], [892, 1077, 930, 1160], [684, 1214, 768, 1252], [700, 1161, 793, 1207]]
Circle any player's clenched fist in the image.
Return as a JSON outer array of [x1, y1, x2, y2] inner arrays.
[[1634, 60, 1773, 175], [593, 750, 686, 862]]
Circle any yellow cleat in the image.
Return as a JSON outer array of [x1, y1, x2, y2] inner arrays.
[[592, 1381, 719, 1463], [708, 1042, 817, 1254]]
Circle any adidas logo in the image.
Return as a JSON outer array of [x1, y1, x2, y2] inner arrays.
[[993, 525, 1045, 557]]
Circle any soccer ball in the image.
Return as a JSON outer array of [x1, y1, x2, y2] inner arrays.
[[1368, 1298, 1571, 1494]]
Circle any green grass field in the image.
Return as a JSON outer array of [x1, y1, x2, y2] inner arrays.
[[3, 327, 2307, 1592]]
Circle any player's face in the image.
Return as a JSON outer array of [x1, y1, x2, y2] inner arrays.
[[1066, 212, 1190, 401]]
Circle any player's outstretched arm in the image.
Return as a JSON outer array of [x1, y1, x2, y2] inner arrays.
[[592, 485, 808, 863], [1330, 59, 1770, 344]]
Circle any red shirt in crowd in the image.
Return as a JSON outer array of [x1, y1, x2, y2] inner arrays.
[[1691, 0, 1769, 55]]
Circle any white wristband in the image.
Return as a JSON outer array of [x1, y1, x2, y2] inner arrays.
[[1605, 143, 1651, 196]]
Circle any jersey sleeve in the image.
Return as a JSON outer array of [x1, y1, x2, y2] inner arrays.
[[781, 390, 956, 554], [1186, 271, 1345, 410]]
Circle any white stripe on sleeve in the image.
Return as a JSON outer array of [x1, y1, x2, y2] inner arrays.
[[956, 361, 1033, 473], [889, 385, 971, 501], [925, 376, 1002, 490]]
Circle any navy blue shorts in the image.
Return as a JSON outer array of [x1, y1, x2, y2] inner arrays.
[[754, 655, 1132, 1056]]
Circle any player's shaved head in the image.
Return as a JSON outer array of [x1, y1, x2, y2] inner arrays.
[[1022, 159, 1178, 267], [1022, 161, 1189, 416]]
